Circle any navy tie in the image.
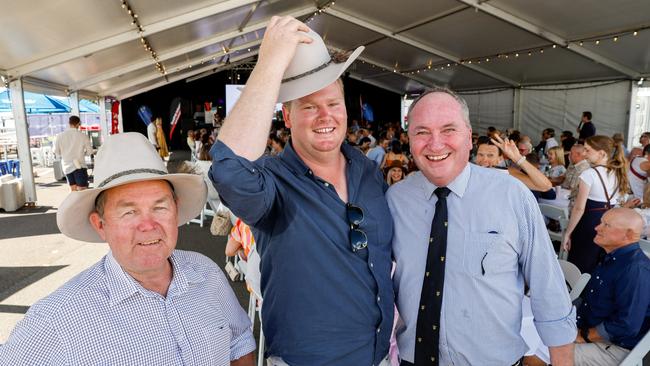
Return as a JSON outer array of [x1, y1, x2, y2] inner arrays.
[[414, 187, 450, 365]]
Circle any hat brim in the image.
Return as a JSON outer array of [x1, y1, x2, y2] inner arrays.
[[277, 46, 364, 103], [56, 173, 207, 243]]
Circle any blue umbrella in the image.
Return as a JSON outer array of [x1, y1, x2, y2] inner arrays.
[[79, 99, 99, 113], [0, 90, 70, 114]]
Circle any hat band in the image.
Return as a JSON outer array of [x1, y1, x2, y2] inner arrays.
[[97, 168, 167, 188], [281, 58, 333, 84]]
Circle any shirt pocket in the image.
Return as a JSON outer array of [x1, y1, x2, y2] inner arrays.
[[200, 313, 231, 364], [462, 232, 518, 277]]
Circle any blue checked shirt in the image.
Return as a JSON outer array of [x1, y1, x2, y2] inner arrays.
[[387, 164, 576, 365], [0, 250, 255, 365]]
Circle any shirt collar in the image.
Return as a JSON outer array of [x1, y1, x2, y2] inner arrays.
[[279, 139, 355, 176], [576, 160, 590, 168], [105, 250, 206, 306], [416, 162, 471, 200], [604, 243, 640, 261]]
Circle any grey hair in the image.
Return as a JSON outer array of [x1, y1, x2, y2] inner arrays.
[[407, 86, 471, 128]]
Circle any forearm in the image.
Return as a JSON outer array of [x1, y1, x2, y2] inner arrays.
[[218, 59, 284, 161], [549, 343, 574, 366], [565, 203, 585, 236], [231, 351, 255, 366], [520, 161, 552, 191]]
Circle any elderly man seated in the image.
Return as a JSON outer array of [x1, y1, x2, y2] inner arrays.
[[574, 208, 650, 365], [0, 133, 255, 365]]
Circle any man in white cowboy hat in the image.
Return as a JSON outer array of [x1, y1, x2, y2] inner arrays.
[[211, 16, 393, 366], [0, 133, 256, 365]]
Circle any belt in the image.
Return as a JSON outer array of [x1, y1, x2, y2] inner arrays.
[[400, 357, 522, 366]]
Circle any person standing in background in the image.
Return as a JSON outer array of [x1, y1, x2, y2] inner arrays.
[[155, 117, 169, 159], [577, 111, 596, 143], [54, 115, 92, 191]]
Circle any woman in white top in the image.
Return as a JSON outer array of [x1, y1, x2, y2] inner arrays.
[[627, 144, 650, 199], [562, 135, 630, 274]]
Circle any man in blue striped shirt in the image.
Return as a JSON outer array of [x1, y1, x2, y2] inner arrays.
[[0, 133, 256, 365], [387, 88, 576, 366]]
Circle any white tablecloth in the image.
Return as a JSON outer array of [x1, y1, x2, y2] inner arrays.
[[539, 187, 571, 209], [520, 296, 551, 363]]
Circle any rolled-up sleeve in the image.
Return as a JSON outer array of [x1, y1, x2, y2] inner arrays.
[[209, 140, 278, 226], [519, 190, 577, 347], [212, 263, 256, 360]]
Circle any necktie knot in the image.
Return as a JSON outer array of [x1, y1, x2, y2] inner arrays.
[[435, 187, 451, 199]]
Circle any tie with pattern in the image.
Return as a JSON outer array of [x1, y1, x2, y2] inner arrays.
[[414, 187, 450, 365]]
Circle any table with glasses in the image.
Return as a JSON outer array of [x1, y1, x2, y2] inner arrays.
[[539, 187, 571, 209]]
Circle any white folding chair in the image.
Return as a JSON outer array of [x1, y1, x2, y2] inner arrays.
[[242, 246, 264, 366], [539, 203, 570, 259], [639, 239, 650, 258], [619, 329, 650, 366], [558, 259, 591, 302]]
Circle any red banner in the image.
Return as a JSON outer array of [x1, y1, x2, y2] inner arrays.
[[111, 100, 120, 134]]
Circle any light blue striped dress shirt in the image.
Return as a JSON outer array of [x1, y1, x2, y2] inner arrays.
[[0, 250, 256, 365], [387, 163, 576, 365]]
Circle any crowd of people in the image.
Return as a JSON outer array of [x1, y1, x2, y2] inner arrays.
[[3, 15, 648, 366]]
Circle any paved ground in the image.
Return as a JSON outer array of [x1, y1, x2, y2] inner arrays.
[[0, 151, 251, 343]]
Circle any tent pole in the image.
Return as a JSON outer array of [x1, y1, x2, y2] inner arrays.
[[98, 97, 109, 141], [69, 91, 80, 116], [627, 81, 638, 149], [513, 88, 523, 132], [8, 78, 37, 204]]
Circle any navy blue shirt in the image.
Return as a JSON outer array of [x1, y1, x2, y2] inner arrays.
[[577, 243, 650, 349], [210, 140, 394, 366]]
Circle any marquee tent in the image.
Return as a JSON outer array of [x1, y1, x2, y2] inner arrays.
[[1, 0, 649, 203]]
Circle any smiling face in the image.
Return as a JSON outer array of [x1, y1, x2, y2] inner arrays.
[[475, 144, 502, 168], [408, 92, 473, 187], [89, 180, 178, 279], [390, 167, 404, 181], [283, 81, 347, 162]]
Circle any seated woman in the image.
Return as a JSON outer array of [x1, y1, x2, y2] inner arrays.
[[546, 146, 567, 186], [384, 161, 407, 186]]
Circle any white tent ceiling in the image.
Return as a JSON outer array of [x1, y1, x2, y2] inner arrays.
[[2, 0, 649, 100]]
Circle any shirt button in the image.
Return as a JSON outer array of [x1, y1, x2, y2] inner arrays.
[[324, 182, 330, 187], [376, 327, 381, 333], [377, 296, 381, 302], [370, 262, 374, 268]]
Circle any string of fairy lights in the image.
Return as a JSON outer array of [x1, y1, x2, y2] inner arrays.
[[120, 0, 166, 76], [302, 1, 648, 79], [305, 0, 336, 24], [397, 25, 650, 76]]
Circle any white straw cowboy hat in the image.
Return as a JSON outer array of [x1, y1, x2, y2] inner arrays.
[[57, 132, 207, 243], [276, 28, 364, 103]]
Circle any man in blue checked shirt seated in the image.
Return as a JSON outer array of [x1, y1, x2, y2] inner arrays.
[[573, 208, 650, 365], [0, 133, 255, 365]]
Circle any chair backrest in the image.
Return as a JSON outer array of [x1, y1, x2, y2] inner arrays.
[[539, 203, 569, 222], [539, 203, 570, 259], [558, 259, 591, 301], [639, 239, 650, 258], [619, 329, 650, 366]]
